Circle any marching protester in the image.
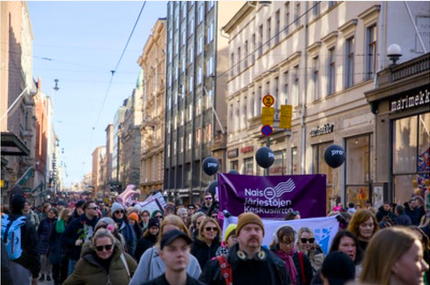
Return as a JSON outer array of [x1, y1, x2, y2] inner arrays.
[[23, 200, 39, 228], [410, 226, 430, 285], [128, 212, 143, 246], [285, 210, 301, 220], [187, 204, 197, 217], [134, 217, 160, 261], [111, 202, 137, 256], [200, 212, 290, 285], [67, 200, 84, 223], [37, 207, 58, 282], [216, 223, 238, 256], [394, 205, 412, 226], [139, 210, 151, 230], [49, 208, 72, 285], [95, 217, 127, 251], [296, 227, 324, 273], [62, 200, 100, 275], [199, 191, 213, 215], [3, 194, 41, 285], [191, 217, 222, 271], [270, 225, 314, 285], [63, 229, 137, 285], [129, 215, 202, 285], [347, 209, 379, 252], [190, 212, 206, 239], [375, 201, 396, 222], [319, 252, 355, 285], [177, 207, 189, 227], [98, 201, 109, 217], [152, 209, 164, 222], [405, 198, 422, 226], [359, 227, 429, 285], [140, 229, 206, 285], [38, 203, 52, 223], [1, 240, 13, 285]]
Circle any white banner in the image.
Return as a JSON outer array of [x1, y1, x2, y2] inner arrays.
[[223, 215, 339, 255]]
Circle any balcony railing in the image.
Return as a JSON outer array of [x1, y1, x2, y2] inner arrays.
[[391, 53, 430, 82]]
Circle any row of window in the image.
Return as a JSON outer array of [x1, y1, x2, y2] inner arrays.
[[166, 123, 213, 157]]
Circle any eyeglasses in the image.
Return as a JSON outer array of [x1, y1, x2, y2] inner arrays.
[[95, 244, 113, 252], [88, 206, 99, 210], [205, 227, 217, 232], [114, 210, 124, 214], [155, 215, 163, 218], [300, 238, 315, 244]]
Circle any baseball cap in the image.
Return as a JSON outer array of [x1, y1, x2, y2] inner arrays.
[[160, 229, 192, 250]]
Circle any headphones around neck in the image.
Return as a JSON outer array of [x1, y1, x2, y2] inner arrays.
[[236, 249, 266, 261]]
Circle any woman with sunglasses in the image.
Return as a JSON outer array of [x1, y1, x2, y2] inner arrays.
[[296, 227, 324, 273], [63, 229, 137, 285], [191, 217, 222, 271]]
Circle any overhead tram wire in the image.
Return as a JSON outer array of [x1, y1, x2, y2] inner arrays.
[[80, 1, 147, 176]]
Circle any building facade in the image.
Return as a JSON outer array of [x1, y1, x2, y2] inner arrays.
[[138, 19, 166, 196], [92, 146, 106, 196], [112, 106, 126, 190], [164, 1, 244, 204], [223, 1, 429, 210]]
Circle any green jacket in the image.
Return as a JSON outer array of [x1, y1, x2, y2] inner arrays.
[[63, 241, 137, 285]]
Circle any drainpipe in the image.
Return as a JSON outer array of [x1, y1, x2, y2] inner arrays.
[[300, 2, 309, 174]]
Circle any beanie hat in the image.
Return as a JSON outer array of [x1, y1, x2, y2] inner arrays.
[[75, 200, 85, 208], [10, 194, 26, 213], [151, 209, 163, 218], [224, 224, 237, 241], [95, 217, 118, 232], [147, 217, 160, 229], [128, 213, 139, 223], [321, 251, 355, 285], [111, 202, 125, 214], [236, 212, 264, 237]]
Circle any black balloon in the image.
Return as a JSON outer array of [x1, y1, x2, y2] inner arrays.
[[255, 147, 275, 169], [228, 169, 240, 175], [206, 180, 218, 196], [202, 156, 219, 176], [324, 144, 346, 168]]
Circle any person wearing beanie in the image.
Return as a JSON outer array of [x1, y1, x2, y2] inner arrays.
[[134, 217, 160, 261], [128, 213, 143, 250], [321, 252, 355, 285], [94, 217, 127, 250], [151, 209, 164, 221], [111, 202, 137, 256], [4, 194, 41, 285], [215, 224, 238, 256], [200, 212, 290, 285]]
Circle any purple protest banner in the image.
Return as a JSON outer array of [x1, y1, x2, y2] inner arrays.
[[218, 173, 327, 219]]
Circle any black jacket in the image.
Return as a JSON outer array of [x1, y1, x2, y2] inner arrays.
[[142, 274, 206, 285], [134, 234, 157, 262], [191, 237, 221, 270], [375, 206, 396, 222], [1, 240, 13, 285], [199, 244, 290, 285], [7, 213, 41, 278], [404, 202, 421, 225]]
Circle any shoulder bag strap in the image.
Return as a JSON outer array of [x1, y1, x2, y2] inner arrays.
[[216, 255, 233, 285], [298, 251, 306, 285], [120, 253, 130, 278]]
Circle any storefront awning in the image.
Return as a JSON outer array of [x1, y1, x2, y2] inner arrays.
[[1, 132, 30, 156]]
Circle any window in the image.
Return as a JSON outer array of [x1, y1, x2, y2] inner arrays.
[[312, 142, 334, 210], [313, 1, 320, 17], [196, 97, 202, 115], [168, 95, 172, 110], [312, 56, 319, 100], [208, 1, 215, 10], [244, 157, 254, 175], [257, 86, 262, 115], [366, 25, 377, 80], [197, 36, 203, 55], [237, 47, 241, 74], [244, 41, 249, 69], [174, 115, 177, 130], [284, 3, 290, 35], [181, 110, 184, 125], [207, 22, 214, 43], [291, 147, 298, 174], [250, 94, 255, 117], [182, 3, 187, 19], [252, 34, 256, 64], [188, 133, 192, 149], [329, 1, 337, 8], [174, 91, 178, 105], [182, 31, 186, 46], [207, 56, 214, 75], [235, 102, 240, 130], [283, 71, 289, 105], [188, 104, 193, 121], [267, 18, 271, 50], [275, 10, 280, 45], [195, 128, 201, 145], [230, 53, 235, 77], [274, 77, 279, 109], [175, 40, 179, 55], [189, 18, 194, 35], [345, 37, 354, 88], [197, 67, 202, 85], [189, 47, 194, 63], [293, 65, 299, 106], [242, 96, 247, 127], [229, 104, 233, 130], [180, 137, 184, 151], [328, 47, 336, 95], [206, 89, 212, 109], [181, 57, 186, 73], [294, 3, 300, 28], [189, 76, 193, 92], [258, 25, 263, 57], [198, 4, 204, 23]]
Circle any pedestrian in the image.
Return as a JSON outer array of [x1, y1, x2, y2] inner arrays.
[[199, 191, 213, 215], [129, 215, 202, 285], [189, 212, 206, 240], [215, 223, 237, 256], [62, 229, 137, 285], [164, 203, 176, 217], [394, 205, 413, 226], [139, 210, 151, 230], [98, 201, 109, 217], [375, 201, 396, 222], [67, 200, 84, 224], [94, 217, 127, 249], [200, 212, 290, 285], [128, 212, 143, 247], [111, 202, 137, 256], [285, 210, 301, 220], [49, 208, 71, 285], [38, 206, 57, 282], [151, 210, 164, 222], [187, 204, 196, 217], [177, 207, 189, 227], [347, 209, 379, 252], [191, 217, 222, 271], [270, 225, 314, 285], [360, 227, 429, 285], [404, 198, 421, 226], [134, 217, 160, 261], [140, 229, 206, 285], [320, 252, 355, 285], [410, 226, 430, 285], [347, 203, 356, 214], [62, 200, 100, 275], [296, 227, 324, 273], [38, 203, 51, 223], [23, 200, 39, 229], [1, 240, 13, 285], [3, 194, 41, 285]]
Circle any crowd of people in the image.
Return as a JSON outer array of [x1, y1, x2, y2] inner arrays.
[[1, 187, 429, 285]]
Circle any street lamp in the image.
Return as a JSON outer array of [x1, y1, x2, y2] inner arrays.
[[53, 79, 60, 91]]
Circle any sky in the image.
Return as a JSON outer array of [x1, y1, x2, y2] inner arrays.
[[28, 1, 167, 187]]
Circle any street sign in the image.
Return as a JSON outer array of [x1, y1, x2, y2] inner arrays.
[[279, 104, 293, 129], [261, 125, 273, 137], [262, 94, 275, 107], [261, 106, 275, 116], [261, 115, 274, 125]]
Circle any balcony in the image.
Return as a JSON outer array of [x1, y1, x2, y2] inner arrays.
[[209, 131, 226, 151]]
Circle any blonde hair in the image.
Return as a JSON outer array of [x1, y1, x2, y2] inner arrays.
[[58, 208, 71, 221], [91, 229, 116, 250], [156, 215, 190, 247], [347, 209, 379, 239], [197, 217, 221, 244], [296, 227, 316, 250], [360, 227, 420, 285]]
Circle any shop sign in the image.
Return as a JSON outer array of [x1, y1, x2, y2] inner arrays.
[[390, 89, 429, 112], [240, 146, 254, 154], [310, 124, 334, 137], [227, 148, 239, 158]]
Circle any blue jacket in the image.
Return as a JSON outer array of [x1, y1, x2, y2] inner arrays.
[[37, 217, 55, 254]]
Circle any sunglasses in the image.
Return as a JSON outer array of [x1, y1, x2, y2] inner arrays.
[[95, 244, 113, 252], [300, 238, 315, 244], [205, 197, 212, 200], [115, 210, 124, 214], [155, 215, 163, 218], [205, 227, 217, 232], [88, 206, 99, 210]]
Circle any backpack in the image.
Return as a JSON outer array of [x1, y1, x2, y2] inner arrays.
[[1, 214, 27, 260], [216, 255, 233, 285]]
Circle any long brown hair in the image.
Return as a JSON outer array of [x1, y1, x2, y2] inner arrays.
[[347, 209, 379, 239]]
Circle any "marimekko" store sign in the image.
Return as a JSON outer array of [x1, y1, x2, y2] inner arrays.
[[390, 89, 429, 112]]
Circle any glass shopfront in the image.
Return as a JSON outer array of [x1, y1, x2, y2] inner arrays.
[[270, 150, 287, 175], [243, 157, 254, 175], [312, 141, 334, 211], [393, 113, 430, 203], [345, 134, 372, 207]]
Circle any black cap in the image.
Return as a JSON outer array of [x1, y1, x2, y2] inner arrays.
[[160, 229, 192, 250], [187, 204, 196, 209], [147, 217, 160, 229]]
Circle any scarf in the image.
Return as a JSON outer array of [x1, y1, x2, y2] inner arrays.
[[276, 245, 298, 285], [56, 219, 66, 233]]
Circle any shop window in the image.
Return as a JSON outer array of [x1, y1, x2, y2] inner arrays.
[[230, 160, 239, 171], [270, 150, 287, 175], [312, 142, 334, 210], [244, 157, 254, 175], [291, 147, 299, 174], [345, 134, 372, 208]]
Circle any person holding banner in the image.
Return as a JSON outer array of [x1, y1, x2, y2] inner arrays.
[[296, 227, 324, 273], [200, 212, 290, 285], [270, 225, 314, 285]]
